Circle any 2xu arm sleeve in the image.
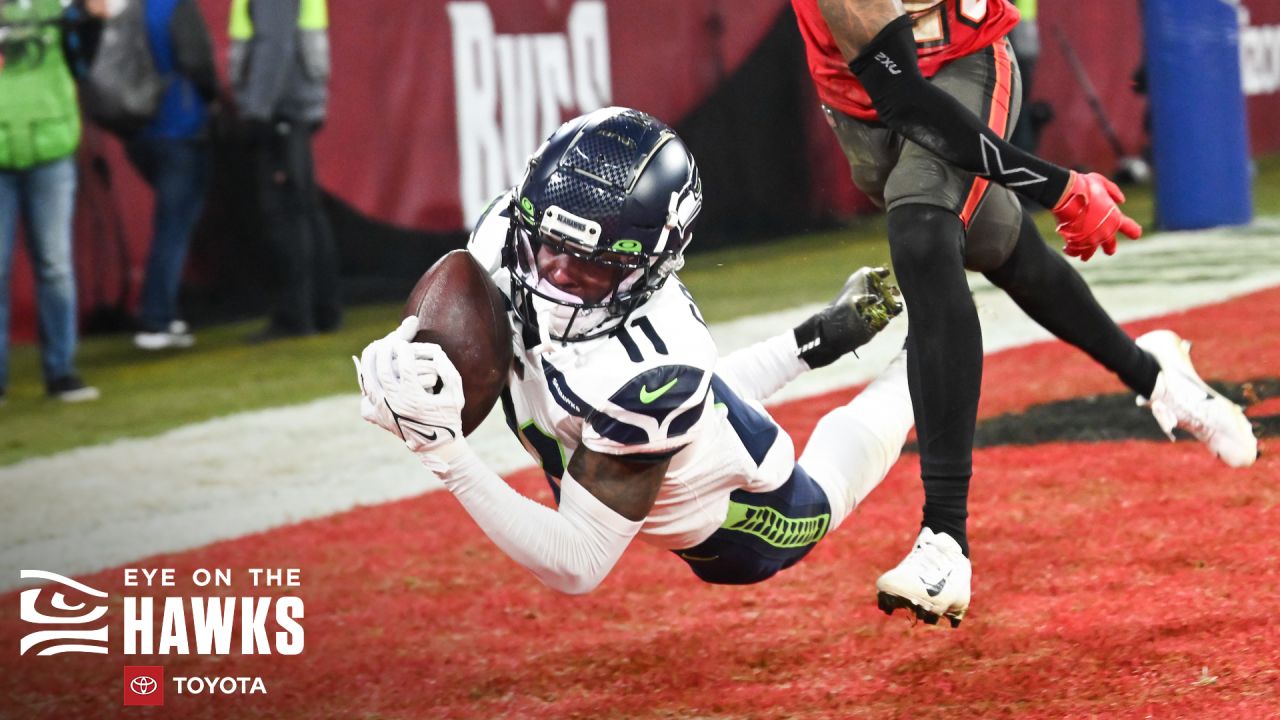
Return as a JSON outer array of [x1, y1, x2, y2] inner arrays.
[[849, 15, 1070, 209]]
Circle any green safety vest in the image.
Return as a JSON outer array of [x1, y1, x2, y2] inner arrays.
[[0, 0, 81, 170], [229, 0, 329, 39]]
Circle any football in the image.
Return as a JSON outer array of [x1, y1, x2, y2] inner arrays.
[[402, 249, 513, 436]]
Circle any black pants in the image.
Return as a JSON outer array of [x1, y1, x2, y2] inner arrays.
[[250, 121, 341, 333], [124, 136, 212, 331]]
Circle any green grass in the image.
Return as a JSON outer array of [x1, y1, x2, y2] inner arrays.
[[0, 308, 386, 464], [4, 155, 1279, 466], [681, 221, 892, 321]]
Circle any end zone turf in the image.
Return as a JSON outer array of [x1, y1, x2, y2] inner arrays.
[[0, 287, 1275, 719]]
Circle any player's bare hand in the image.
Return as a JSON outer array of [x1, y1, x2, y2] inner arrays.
[[1052, 171, 1143, 261]]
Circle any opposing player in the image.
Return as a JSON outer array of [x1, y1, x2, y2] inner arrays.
[[791, 0, 1257, 626], [356, 108, 920, 599]]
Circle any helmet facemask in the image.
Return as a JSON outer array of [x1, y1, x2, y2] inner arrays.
[[507, 202, 679, 344]]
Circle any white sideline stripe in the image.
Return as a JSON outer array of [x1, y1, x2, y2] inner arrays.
[[2, 223, 1279, 590]]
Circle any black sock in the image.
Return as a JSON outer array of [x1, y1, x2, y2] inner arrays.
[[984, 212, 1160, 397], [888, 204, 979, 557], [922, 474, 970, 556]]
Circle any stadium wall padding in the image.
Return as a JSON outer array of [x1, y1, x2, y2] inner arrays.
[[7, 0, 1280, 340]]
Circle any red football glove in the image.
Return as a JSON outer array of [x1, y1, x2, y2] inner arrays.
[[1051, 171, 1143, 261]]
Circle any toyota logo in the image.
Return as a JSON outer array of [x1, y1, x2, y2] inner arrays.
[[130, 676, 158, 696]]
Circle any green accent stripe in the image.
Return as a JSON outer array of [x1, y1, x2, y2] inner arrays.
[[298, 0, 329, 30], [721, 501, 829, 549], [230, 0, 328, 38], [519, 419, 566, 474], [229, 0, 252, 39]]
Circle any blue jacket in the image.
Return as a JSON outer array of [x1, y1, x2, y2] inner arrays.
[[138, 0, 218, 140]]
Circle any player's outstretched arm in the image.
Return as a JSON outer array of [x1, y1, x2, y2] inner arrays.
[[567, 448, 667, 522], [437, 447, 663, 594], [816, 1, 1142, 258], [354, 318, 662, 594]]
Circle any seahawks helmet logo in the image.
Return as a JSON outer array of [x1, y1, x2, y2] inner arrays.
[[655, 169, 702, 254]]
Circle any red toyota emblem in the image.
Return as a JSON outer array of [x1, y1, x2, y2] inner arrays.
[[123, 666, 164, 706]]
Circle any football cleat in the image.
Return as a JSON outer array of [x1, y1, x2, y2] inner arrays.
[[1135, 330, 1257, 468], [794, 266, 903, 369], [876, 527, 971, 628]]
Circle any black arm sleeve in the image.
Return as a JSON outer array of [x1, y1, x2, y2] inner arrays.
[[849, 16, 1069, 209], [170, 0, 219, 103]]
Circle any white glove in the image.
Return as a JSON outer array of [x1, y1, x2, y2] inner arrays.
[[354, 317, 413, 436], [354, 317, 466, 470]]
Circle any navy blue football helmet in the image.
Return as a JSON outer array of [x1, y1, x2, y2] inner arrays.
[[505, 107, 702, 343]]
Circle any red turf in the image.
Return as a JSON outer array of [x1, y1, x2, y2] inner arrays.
[[2, 287, 1277, 719]]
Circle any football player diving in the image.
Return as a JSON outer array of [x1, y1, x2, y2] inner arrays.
[[355, 108, 925, 603]]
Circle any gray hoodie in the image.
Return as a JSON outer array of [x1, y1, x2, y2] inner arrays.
[[229, 0, 329, 124]]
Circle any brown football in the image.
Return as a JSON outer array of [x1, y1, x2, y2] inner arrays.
[[402, 249, 513, 436]]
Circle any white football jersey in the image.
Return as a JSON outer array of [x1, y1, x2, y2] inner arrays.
[[468, 194, 797, 550]]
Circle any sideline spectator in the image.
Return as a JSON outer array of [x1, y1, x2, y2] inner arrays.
[[127, 0, 219, 351], [0, 0, 107, 404], [229, 0, 340, 342]]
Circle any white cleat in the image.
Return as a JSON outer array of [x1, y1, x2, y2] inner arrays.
[[1135, 330, 1257, 468], [875, 527, 971, 628]]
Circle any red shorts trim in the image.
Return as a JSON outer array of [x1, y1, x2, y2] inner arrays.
[[958, 41, 1014, 227]]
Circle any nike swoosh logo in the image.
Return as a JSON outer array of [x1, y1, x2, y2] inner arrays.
[[639, 378, 679, 404], [921, 570, 952, 597], [678, 553, 719, 562], [386, 400, 456, 442]]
